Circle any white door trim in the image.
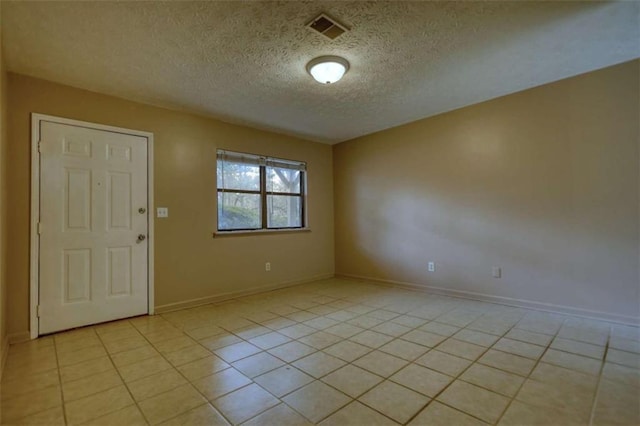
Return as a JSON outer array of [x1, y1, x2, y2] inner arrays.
[[30, 113, 155, 339]]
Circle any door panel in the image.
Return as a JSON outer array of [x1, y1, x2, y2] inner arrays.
[[39, 121, 148, 335]]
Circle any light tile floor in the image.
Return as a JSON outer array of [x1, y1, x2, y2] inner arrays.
[[1, 278, 639, 425]]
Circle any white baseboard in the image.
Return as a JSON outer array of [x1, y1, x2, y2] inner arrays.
[[155, 273, 335, 314], [0, 334, 9, 382], [337, 273, 640, 326]]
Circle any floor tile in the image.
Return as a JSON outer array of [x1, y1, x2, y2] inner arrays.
[[415, 350, 472, 377], [514, 379, 593, 421], [453, 329, 500, 347], [1, 385, 62, 423], [57, 344, 107, 367], [390, 363, 452, 397], [254, 365, 315, 397], [198, 333, 243, 352], [353, 350, 408, 378], [529, 362, 598, 393], [59, 357, 114, 383], [492, 338, 545, 360], [110, 345, 158, 367], [283, 381, 351, 423], [214, 341, 262, 363], [606, 348, 640, 369], [62, 369, 123, 402], [378, 339, 429, 361], [83, 405, 148, 426], [550, 337, 605, 359], [6, 405, 66, 426], [127, 368, 188, 401], [437, 380, 509, 424], [592, 379, 640, 426], [350, 330, 395, 348], [320, 401, 397, 426], [184, 325, 226, 340], [65, 385, 133, 425], [609, 336, 640, 354], [243, 403, 312, 426], [504, 328, 553, 347], [279, 324, 317, 339], [299, 331, 343, 350], [419, 321, 460, 337], [232, 351, 285, 378], [371, 321, 412, 337], [192, 367, 252, 400], [159, 403, 229, 425], [541, 349, 602, 375], [0, 369, 60, 400], [408, 401, 487, 426], [303, 316, 341, 331], [323, 340, 372, 362], [601, 361, 640, 388], [359, 380, 429, 424], [177, 355, 230, 381], [213, 383, 279, 424], [478, 350, 536, 376], [325, 323, 366, 339], [138, 383, 206, 425], [459, 364, 524, 397], [499, 400, 583, 426], [436, 339, 486, 361], [293, 352, 347, 378], [249, 331, 292, 350], [165, 344, 212, 367], [322, 365, 383, 398], [117, 355, 173, 383], [268, 341, 317, 363], [401, 330, 446, 348]]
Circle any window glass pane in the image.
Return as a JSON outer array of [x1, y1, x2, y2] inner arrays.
[[267, 195, 302, 228], [266, 167, 301, 194], [218, 192, 261, 230], [217, 160, 260, 191]]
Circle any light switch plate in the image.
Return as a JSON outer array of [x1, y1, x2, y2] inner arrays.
[[157, 207, 169, 218]]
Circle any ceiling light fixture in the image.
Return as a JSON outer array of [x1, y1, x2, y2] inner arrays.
[[306, 56, 350, 84]]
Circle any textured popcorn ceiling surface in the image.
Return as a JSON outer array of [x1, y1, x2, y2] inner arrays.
[[3, 1, 639, 143]]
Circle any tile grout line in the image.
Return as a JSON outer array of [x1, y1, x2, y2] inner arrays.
[[94, 321, 152, 426], [130, 317, 240, 426], [52, 335, 69, 426], [587, 325, 611, 426], [402, 314, 524, 425]]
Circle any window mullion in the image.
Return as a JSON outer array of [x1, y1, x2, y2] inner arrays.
[[260, 165, 267, 229]]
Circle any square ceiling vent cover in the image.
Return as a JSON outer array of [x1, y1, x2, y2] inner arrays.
[[307, 13, 349, 40]]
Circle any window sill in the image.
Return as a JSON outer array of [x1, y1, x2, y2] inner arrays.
[[213, 228, 311, 238]]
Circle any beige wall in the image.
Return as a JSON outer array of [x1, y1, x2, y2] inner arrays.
[[7, 73, 334, 336], [0, 2, 8, 362], [334, 60, 640, 322]]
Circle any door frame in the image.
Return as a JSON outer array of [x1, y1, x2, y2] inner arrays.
[[30, 113, 155, 339]]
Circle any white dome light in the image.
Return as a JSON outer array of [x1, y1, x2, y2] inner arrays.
[[306, 56, 350, 84]]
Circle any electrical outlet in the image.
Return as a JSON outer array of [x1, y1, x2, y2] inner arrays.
[[492, 266, 502, 278], [428, 262, 435, 272], [157, 207, 169, 218], [265, 262, 271, 272]]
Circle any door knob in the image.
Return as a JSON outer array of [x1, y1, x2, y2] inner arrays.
[[138, 208, 146, 214], [137, 234, 146, 243]]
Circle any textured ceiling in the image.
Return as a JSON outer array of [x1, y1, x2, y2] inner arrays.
[[2, 1, 639, 144]]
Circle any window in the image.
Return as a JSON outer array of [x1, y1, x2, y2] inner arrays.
[[216, 150, 306, 231]]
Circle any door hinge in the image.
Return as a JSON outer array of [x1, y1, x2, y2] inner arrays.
[[37, 305, 41, 317], [37, 141, 42, 153], [38, 222, 42, 234]]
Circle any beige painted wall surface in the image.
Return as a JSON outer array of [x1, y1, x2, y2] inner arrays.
[[334, 60, 640, 321], [7, 73, 334, 336], [0, 2, 8, 359]]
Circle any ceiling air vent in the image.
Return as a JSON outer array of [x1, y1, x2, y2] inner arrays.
[[307, 13, 349, 40]]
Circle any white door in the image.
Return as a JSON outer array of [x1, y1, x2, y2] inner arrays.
[[39, 120, 149, 334]]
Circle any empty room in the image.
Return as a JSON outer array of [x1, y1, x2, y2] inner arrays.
[[0, 1, 638, 425]]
